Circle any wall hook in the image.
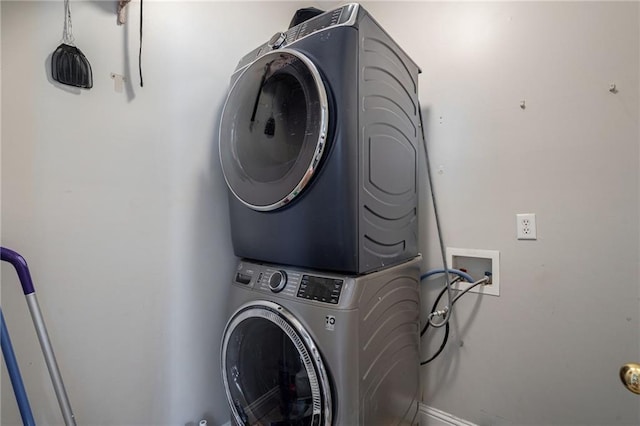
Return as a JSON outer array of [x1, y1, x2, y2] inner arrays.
[[110, 73, 127, 93], [609, 83, 618, 94], [520, 100, 526, 110]]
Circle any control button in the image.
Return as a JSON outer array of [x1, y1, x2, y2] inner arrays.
[[235, 272, 251, 285], [268, 32, 287, 49], [268, 270, 288, 293]]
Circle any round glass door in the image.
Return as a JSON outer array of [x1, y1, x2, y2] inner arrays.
[[221, 301, 332, 426], [219, 49, 329, 211]]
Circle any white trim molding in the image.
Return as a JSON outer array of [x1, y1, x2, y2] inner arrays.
[[420, 404, 479, 426]]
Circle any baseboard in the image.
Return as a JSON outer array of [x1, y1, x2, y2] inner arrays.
[[221, 404, 475, 426], [420, 403, 479, 426]]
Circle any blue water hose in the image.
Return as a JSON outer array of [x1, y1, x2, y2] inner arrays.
[[0, 308, 36, 426], [420, 268, 474, 284]]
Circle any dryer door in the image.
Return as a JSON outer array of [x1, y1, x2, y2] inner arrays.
[[221, 301, 332, 426], [219, 49, 329, 211]]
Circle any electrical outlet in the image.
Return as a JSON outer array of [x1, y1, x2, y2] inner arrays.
[[517, 213, 537, 240]]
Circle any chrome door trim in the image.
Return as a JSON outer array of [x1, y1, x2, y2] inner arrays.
[[221, 300, 333, 425], [219, 49, 329, 212]]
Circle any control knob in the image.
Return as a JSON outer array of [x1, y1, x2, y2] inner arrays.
[[268, 270, 288, 293], [268, 32, 287, 49]]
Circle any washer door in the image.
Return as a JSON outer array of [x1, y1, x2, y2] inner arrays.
[[219, 49, 329, 211], [221, 301, 332, 426]]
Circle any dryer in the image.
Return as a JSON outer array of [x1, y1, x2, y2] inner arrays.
[[218, 3, 421, 274], [221, 256, 422, 425]]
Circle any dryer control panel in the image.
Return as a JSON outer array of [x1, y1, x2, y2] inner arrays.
[[234, 3, 360, 72], [234, 262, 345, 305], [292, 5, 355, 41]]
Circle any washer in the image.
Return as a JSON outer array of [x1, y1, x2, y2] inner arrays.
[[220, 256, 422, 425], [218, 3, 421, 274]]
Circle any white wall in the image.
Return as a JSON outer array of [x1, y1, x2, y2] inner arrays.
[[0, 1, 296, 425], [1, 1, 638, 426], [365, 2, 639, 425]]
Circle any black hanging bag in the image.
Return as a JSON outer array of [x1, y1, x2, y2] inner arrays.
[[51, 0, 93, 89]]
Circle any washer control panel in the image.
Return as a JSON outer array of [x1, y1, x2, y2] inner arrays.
[[234, 262, 345, 305], [297, 275, 343, 304]]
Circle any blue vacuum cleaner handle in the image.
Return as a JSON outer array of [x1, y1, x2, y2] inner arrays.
[[1, 246, 77, 426], [1, 247, 35, 295], [1, 308, 36, 426]]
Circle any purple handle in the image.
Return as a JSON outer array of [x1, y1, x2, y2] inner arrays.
[[0, 247, 35, 295]]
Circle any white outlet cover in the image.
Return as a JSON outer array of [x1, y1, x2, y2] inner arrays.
[[517, 213, 537, 240]]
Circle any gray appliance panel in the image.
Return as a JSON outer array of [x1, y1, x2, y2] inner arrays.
[[225, 256, 422, 425], [221, 3, 421, 274], [356, 10, 421, 273]]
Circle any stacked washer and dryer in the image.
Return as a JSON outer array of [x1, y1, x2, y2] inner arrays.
[[218, 4, 423, 425]]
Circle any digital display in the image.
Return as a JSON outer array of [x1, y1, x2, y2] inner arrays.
[[297, 275, 343, 304]]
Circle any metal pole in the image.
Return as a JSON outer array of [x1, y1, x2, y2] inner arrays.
[[25, 293, 76, 426]]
